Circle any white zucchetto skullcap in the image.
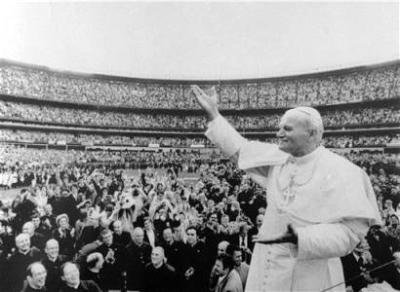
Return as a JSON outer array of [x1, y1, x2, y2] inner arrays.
[[292, 106, 322, 124]]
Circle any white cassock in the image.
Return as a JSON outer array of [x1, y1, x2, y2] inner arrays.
[[206, 116, 382, 292]]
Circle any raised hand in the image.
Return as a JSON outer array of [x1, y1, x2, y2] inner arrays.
[[191, 85, 220, 121], [253, 224, 298, 245]]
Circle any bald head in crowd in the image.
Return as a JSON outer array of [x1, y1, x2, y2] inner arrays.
[[26, 262, 47, 290], [132, 227, 144, 246], [217, 241, 230, 256]]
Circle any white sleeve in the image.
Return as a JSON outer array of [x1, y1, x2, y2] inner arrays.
[[296, 219, 369, 260], [205, 115, 247, 159]]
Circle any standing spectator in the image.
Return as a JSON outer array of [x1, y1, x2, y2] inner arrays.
[[95, 229, 126, 291], [227, 245, 249, 291], [212, 253, 243, 292], [183, 226, 207, 292], [143, 217, 159, 248], [143, 246, 178, 292], [53, 214, 75, 259], [125, 227, 151, 291], [111, 220, 131, 247], [161, 227, 185, 273]]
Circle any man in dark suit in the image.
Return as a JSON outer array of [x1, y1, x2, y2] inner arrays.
[[112, 220, 131, 247], [125, 227, 151, 291], [143, 246, 178, 292], [95, 228, 126, 291], [229, 222, 252, 264], [5, 233, 41, 292], [183, 226, 208, 292], [41, 239, 67, 292], [340, 240, 373, 292], [21, 262, 48, 292], [161, 227, 185, 273], [59, 262, 102, 292]]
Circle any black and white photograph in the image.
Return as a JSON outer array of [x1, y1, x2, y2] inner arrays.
[[0, 1, 399, 292]]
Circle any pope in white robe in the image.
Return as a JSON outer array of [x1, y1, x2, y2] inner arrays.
[[191, 85, 382, 292]]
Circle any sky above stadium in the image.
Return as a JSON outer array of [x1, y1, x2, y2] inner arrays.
[[0, 1, 399, 80]]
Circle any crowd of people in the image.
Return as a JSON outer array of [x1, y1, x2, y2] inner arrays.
[[0, 144, 398, 291], [1, 129, 399, 149], [0, 62, 399, 109], [1, 100, 398, 130]]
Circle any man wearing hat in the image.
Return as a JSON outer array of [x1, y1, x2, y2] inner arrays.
[[191, 85, 381, 292]]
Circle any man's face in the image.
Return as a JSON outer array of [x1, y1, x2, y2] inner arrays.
[[208, 215, 218, 226], [144, 220, 152, 230], [151, 249, 164, 267], [28, 264, 47, 288], [163, 229, 173, 243], [233, 250, 242, 267], [213, 259, 227, 277], [113, 222, 122, 235], [102, 232, 113, 246], [62, 264, 80, 287], [277, 112, 312, 157], [221, 216, 229, 227], [44, 205, 52, 214], [187, 229, 197, 246], [133, 230, 144, 245], [32, 217, 40, 229], [217, 243, 227, 256], [22, 223, 35, 237], [16, 235, 31, 252], [45, 241, 60, 259]]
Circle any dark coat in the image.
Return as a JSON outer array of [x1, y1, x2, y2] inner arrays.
[[125, 241, 151, 290], [143, 262, 178, 292]]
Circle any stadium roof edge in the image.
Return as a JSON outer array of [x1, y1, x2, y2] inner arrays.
[[0, 58, 399, 85]]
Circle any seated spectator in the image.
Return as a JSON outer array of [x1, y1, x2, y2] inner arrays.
[[59, 262, 103, 292], [5, 233, 41, 292]]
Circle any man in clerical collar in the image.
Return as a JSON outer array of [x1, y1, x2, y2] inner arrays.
[[191, 85, 381, 292], [112, 220, 131, 247], [6, 233, 41, 291], [95, 228, 125, 291], [41, 239, 66, 292], [59, 262, 102, 292], [21, 262, 48, 292], [143, 246, 177, 292]]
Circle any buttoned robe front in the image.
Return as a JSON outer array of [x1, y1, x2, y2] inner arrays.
[[206, 116, 381, 292]]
